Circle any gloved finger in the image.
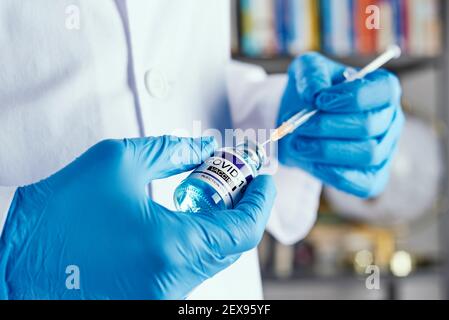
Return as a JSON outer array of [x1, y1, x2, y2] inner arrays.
[[301, 155, 395, 198], [182, 252, 241, 287], [193, 175, 276, 257], [141, 201, 241, 287], [127, 135, 217, 182], [316, 69, 402, 113], [289, 52, 347, 105], [295, 104, 396, 139], [288, 108, 405, 167]]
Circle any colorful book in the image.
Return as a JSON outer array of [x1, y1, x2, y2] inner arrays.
[[330, 0, 353, 55], [377, 0, 396, 52], [234, 0, 442, 58], [240, 0, 279, 57], [287, 0, 320, 55], [354, 0, 378, 55], [320, 0, 334, 54], [275, 0, 289, 54]]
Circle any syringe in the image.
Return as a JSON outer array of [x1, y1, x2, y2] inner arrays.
[[260, 45, 402, 148]]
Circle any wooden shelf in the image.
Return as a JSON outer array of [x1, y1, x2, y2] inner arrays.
[[261, 266, 441, 284], [233, 54, 441, 74]]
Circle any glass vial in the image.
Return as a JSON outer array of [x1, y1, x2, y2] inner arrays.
[[174, 140, 267, 213]]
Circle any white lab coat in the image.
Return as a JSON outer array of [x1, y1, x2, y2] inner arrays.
[[0, 0, 321, 299]]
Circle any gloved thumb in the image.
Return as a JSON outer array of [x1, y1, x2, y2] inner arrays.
[[128, 135, 217, 182]]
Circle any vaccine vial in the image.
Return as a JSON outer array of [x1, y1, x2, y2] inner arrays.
[[174, 140, 267, 213]]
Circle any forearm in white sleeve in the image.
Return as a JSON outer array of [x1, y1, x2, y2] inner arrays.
[[226, 61, 322, 245], [0, 186, 17, 237]]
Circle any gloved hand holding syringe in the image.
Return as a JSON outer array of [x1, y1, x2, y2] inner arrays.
[[173, 45, 403, 214], [260, 45, 402, 148]]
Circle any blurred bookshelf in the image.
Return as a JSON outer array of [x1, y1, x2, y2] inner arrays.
[[230, 0, 449, 299], [231, 0, 443, 73]]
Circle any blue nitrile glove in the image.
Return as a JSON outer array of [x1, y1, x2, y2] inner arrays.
[[278, 52, 404, 198], [0, 136, 276, 299]]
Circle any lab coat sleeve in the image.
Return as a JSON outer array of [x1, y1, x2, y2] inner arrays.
[[0, 186, 17, 237], [226, 61, 322, 245]]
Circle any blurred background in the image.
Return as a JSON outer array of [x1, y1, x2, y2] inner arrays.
[[230, 0, 449, 300]]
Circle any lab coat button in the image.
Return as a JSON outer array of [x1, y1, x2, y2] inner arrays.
[[144, 69, 169, 99]]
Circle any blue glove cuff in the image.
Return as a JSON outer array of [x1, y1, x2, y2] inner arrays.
[[0, 182, 53, 300]]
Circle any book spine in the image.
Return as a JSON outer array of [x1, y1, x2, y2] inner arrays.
[[354, 0, 378, 55], [275, 0, 288, 55], [320, 0, 334, 54]]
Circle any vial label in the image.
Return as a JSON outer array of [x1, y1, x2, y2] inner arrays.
[[189, 150, 254, 208]]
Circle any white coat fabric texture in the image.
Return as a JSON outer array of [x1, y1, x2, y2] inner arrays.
[[0, 0, 321, 299]]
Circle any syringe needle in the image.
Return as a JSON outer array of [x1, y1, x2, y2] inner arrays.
[[259, 122, 295, 147], [259, 139, 271, 148]]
